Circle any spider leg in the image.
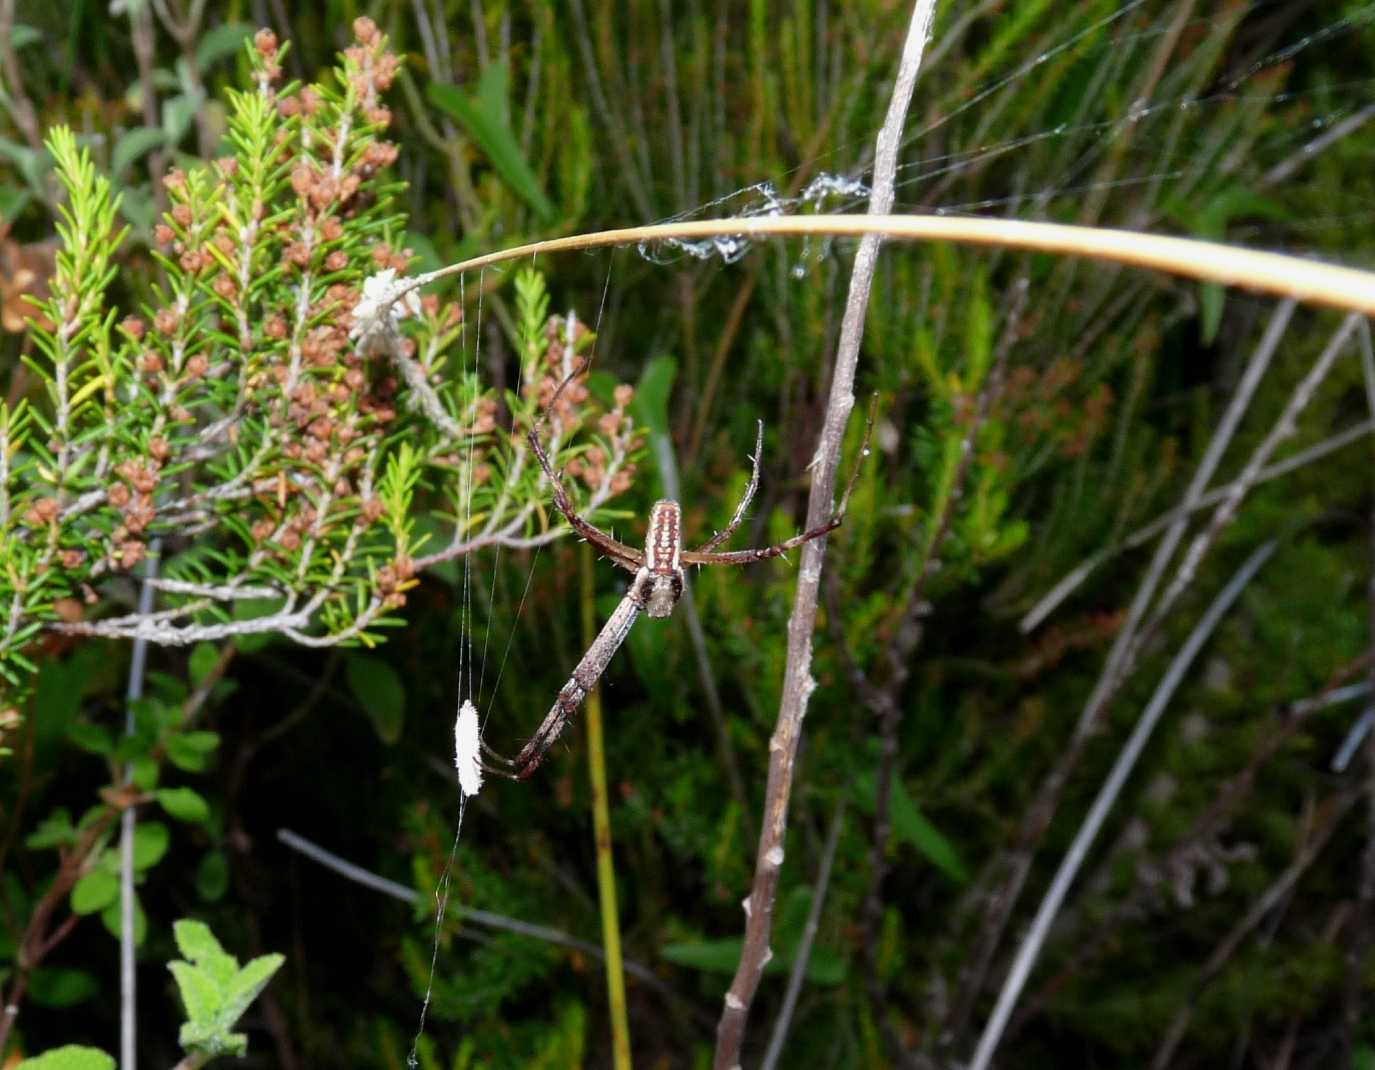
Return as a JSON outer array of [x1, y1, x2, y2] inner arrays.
[[511, 582, 646, 779], [681, 396, 875, 568], [527, 367, 644, 572], [692, 419, 763, 553]]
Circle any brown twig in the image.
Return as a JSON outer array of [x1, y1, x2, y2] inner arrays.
[[0, 807, 119, 1052], [711, 3, 938, 1065]]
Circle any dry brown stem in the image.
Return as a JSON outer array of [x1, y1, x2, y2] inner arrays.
[[712, 2, 939, 1065]]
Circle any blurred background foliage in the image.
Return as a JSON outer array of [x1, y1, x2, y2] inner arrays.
[[4, 0, 1375, 1067]]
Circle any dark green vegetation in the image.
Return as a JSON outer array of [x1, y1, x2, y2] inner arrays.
[[3, 1, 1375, 1067]]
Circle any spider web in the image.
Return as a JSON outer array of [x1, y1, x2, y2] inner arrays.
[[408, 250, 621, 1062], [639, 0, 1375, 275]]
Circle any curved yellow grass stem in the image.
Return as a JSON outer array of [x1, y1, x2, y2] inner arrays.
[[408, 213, 1375, 317]]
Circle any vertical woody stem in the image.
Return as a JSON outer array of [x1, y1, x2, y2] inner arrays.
[[582, 544, 632, 1070], [712, 2, 939, 1066]]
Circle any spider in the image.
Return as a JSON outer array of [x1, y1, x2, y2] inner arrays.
[[484, 383, 871, 781]]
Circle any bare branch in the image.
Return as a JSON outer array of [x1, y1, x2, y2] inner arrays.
[[713, 3, 938, 1064]]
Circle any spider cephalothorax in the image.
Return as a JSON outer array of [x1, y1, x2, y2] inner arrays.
[[483, 389, 870, 780]]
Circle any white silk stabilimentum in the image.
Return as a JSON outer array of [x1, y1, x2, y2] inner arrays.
[[453, 699, 483, 797]]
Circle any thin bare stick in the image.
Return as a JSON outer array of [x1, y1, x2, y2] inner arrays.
[[401, 216, 1375, 319], [1261, 101, 1375, 187], [713, 3, 937, 1065], [760, 800, 846, 1070], [1153, 314, 1361, 616], [121, 540, 160, 1070], [969, 539, 1279, 1070]]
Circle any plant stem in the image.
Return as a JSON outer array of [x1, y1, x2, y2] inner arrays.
[[582, 543, 632, 1070], [713, 2, 938, 1065], [121, 538, 160, 1070], [410, 215, 1375, 319]]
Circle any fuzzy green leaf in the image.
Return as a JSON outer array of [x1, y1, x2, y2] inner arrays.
[[219, 953, 286, 1025], [169, 960, 223, 1027], [173, 919, 238, 984]]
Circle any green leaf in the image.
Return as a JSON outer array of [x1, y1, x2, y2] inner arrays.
[[162, 93, 202, 146], [195, 850, 230, 902], [427, 67, 556, 222], [156, 787, 210, 823], [660, 936, 840, 984], [220, 953, 285, 1025], [132, 821, 170, 870], [188, 642, 219, 683], [10, 24, 42, 50], [1352, 1045, 1375, 1070], [70, 870, 119, 915], [169, 960, 223, 1027], [129, 755, 159, 790], [403, 230, 442, 276], [660, 938, 747, 974], [174, 919, 238, 983], [0, 184, 31, 221], [15, 1046, 115, 1070], [853, 772, 969, 884], [118, 187, 156, 237], [194, 22, 252, 68], [33, 659, 83, 753], [26, 808, 76, 850], [231, 597, 284, 653], [111, 126, 165, 178], [630, 356, 676, 439], [27, 967, 99, 1008], [345, 654, 405, 744], [166, 731, 220, 771], [1199, 282, 1225, 347], [100, 894, 147, 947]]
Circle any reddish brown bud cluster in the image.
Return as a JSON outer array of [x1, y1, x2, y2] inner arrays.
[[374, 555, 415, 608], [21, 497, 58, 527], [254, 28, 282, 81], [369, 243, 411, 272], [522, 316, 642, 494]]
